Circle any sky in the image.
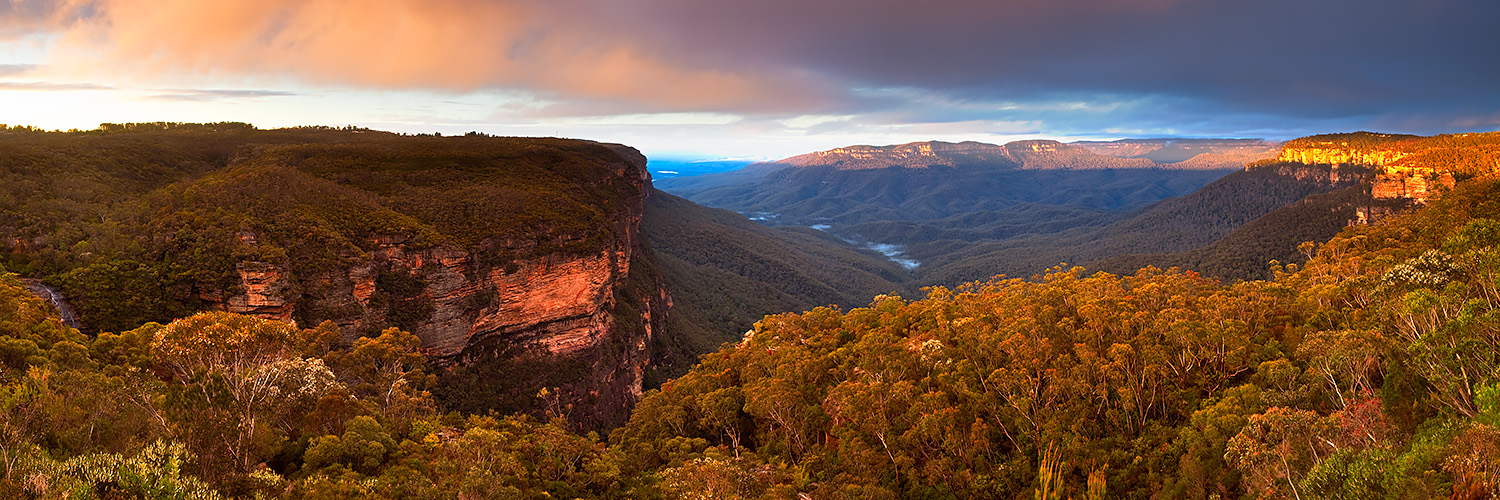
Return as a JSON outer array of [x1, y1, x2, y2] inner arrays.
[[0, 0, 1497, 160]]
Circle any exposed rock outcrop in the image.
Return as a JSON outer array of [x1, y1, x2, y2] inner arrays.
[[1274, 134, 1469, 225], [1277, 136, 1458, 205], [1369, 168, 1455, 203], [1278, 146, 1409, 167], [209, 261, 296, 322], [190, 143, 667, 429]]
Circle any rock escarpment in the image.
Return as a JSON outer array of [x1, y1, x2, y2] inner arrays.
[[1277, 133, 1467, 205], [193, 144, 667, 428], [0, 128, 671, 429], [1278, 143, 1450, 206], [1272, 132, 1500, 225]]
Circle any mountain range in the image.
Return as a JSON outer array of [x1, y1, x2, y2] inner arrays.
[[655, 137, 1350, 285], [4, 125, 1500, 498]]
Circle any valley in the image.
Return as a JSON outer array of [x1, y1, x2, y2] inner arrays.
[[0, 0, 1491, 496], [658, 137, 1372, 285], [0, 124, 666, 428], [2, 125, 1499, 499]]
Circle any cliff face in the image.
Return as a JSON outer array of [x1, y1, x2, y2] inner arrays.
[[1267, 162, 1365, 186], [0, 130, 679, 427], [187, 141, 667, 428], [202, 261, 296, 321], [1369, 169, 1456, 203], [1277, 137, 1458, 205], [1278, 146, 1410, 167]]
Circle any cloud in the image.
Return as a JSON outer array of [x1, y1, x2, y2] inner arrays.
[[0, 0, 83, 36], [0, 80, 111, 90], [4, 0, 1496, 136], [18, 0, 845, 114], [0, 64, 37, 77], [609, 0, 1500, 123], [148, 88, 299, 101]]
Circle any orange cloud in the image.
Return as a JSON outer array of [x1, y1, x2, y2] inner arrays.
[[29, 0, 836, 114]]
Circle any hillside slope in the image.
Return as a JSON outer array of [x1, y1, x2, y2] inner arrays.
[[1063, 132, 1500, 281], [658, 136, 1364, 287], [612, 171, 1500, 499], [659, 139, 1262, 231], [642, 189, 909, 371], [0, 124, 664, 428], [910, 161, 1367, 284]]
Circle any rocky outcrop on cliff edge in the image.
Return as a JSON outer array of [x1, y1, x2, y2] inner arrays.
[[214, 144, 667, 428], [0, 130, 669, 428]]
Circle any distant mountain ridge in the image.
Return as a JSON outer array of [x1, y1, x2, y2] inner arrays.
[[656, 138, 1274, 236], [654, 134, 1415, 286], [759, 138, 1279, 172], [1073, 138, 1281, 165], [656, 138, 1280, 197]]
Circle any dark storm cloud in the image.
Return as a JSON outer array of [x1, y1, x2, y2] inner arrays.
[[600, 0, 1500, 132]]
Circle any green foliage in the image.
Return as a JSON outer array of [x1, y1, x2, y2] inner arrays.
[[432, 336, 593, 421], [13, 441, 224, 500], [643, 189, 908, 360], [323, 327, 434, 432], [369, 271, 433, 334], [58, 259, 199, 334], [614, 267, 1299, 498], [612, 174, 1500, 498], [8, 128, 1500, 499], [1283, 131, 1421, 152], [1476, 384, 1500, 427], [659, 454, 777, 500], [0, 270, 89, 372], [303, 416, 396, 474], [0, 126, 644, 335]]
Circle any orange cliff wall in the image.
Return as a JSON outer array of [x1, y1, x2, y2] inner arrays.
[[199, 147, 668, 428], [1277, 145, 1454, 205], [1277, 146, 1410, 167]]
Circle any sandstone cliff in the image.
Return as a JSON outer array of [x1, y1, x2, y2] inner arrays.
[[204, 146, 663, 428], [0, 129, 674, 428], [1276, 133, 1465, 206]]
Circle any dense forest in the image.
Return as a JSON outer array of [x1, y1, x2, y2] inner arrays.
[[642, 189, 910, 358], [909, 162, 1366, 285], [4, 129, 1500, 498], [0, 124, 667, 428], [0, 123, 639, 334], [609, 174, 1500, 499], [658, 138, 1375, 287]]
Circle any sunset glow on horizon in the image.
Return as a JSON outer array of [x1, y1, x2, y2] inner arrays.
[[1, 0, 1497, 160]]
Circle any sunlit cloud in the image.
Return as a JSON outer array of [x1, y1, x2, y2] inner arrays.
[[0, 79, 109, 90], [779, 115, 857, 129], [0, 63, 35, 76], [0, 0, 1492, 158], [147, 89, 300, 102], [12, 0, 845, 115], [537, 113, 744, 127]]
